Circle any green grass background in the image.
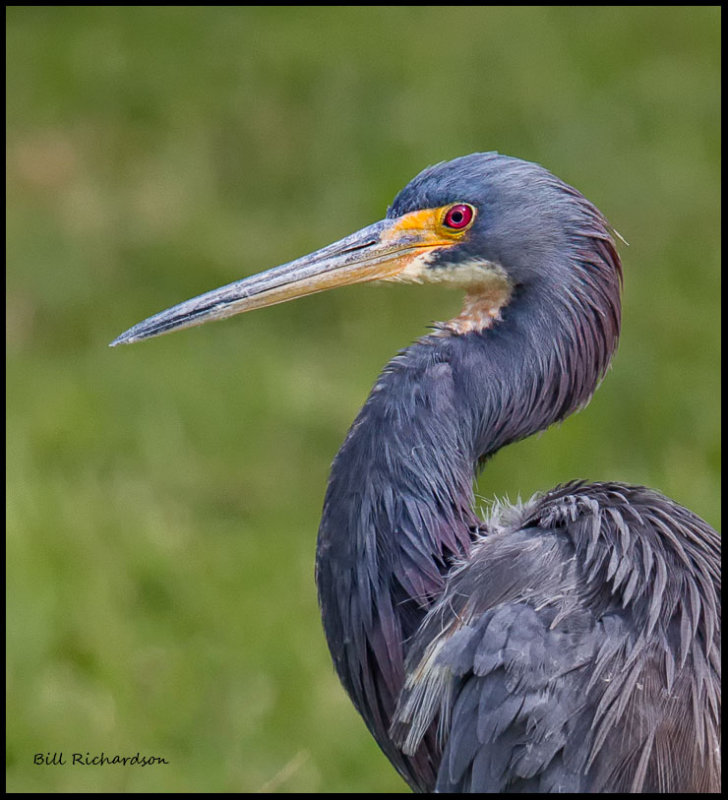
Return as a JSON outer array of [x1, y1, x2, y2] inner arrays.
[[7, 7, 720, 793]]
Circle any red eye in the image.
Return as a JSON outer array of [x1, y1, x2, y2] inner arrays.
[[443, 203, 474, 230]]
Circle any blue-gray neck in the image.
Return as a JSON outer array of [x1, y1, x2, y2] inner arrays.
[[315, 238, 621, 790]]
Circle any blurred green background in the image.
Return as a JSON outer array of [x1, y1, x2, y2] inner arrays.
[[7, 6, 720, 793]]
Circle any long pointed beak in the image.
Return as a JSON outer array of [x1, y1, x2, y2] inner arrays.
[[110, 210, 455, 346]]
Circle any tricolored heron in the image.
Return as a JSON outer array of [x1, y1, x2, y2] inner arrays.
[[112, 153, 720, 792]]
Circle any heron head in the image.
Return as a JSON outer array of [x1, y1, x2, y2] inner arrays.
[[111, 153, 622, 346]]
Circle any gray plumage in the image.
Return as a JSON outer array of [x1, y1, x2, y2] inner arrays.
[[391, 482, 720, 792], [315, 155, 720, 792]]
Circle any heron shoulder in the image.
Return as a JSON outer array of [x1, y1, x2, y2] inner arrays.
[[391, 481, 720, 792]]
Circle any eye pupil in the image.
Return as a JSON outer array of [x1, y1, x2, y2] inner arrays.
[[444, 203, 473, 230]]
